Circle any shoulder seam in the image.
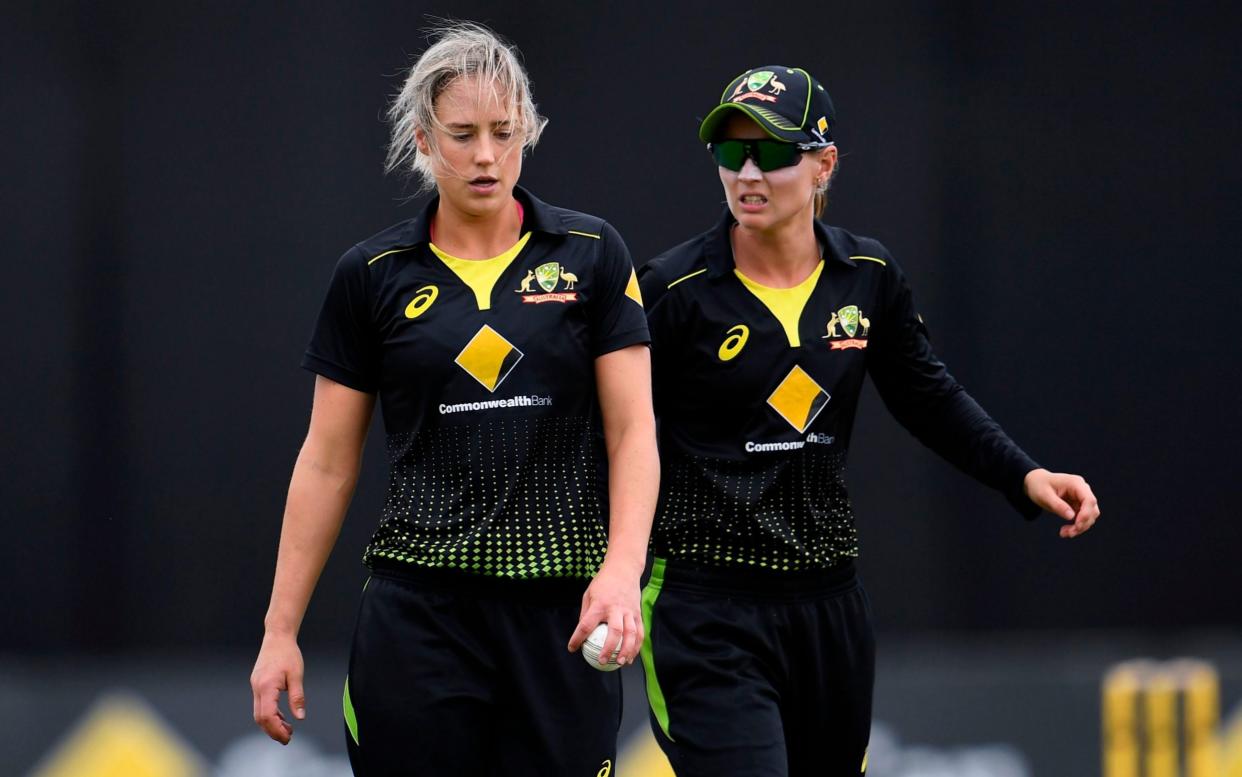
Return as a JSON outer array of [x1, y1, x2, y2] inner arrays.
[[367, 245, 419, 266], [567, 229, 601, 239], [849, 255, 887, 267], [667, 268, 708, 289]]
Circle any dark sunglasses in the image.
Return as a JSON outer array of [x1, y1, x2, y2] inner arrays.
[[708, 139, 827, 172]]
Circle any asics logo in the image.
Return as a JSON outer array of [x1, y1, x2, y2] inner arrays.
[[404, 285, 438, 319], [718, 324, 749, 361]]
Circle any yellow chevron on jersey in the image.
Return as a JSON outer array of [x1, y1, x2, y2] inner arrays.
[[734, 260, 824, 347], [430, 232, 532, 311]]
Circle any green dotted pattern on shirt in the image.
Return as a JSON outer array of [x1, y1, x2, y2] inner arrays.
[[364, 416, 607, 579], [652, 448, 859, 571]]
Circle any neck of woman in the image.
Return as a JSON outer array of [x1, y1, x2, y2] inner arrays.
[[731, 211, 821, 288], [431, 195, 522, 259]]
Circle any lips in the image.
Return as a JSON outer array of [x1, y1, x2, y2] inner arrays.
[[468, 176, 499, 194]]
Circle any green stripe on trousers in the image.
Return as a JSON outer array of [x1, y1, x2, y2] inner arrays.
[[343, 676, 359, 746], [640, 557, 673, 740]]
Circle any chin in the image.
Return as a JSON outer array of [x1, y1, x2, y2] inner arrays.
[[731, 210, 772, 231], [454, 183, 512, 213]]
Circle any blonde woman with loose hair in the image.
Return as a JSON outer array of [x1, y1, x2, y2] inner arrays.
[[636, 65, 1099, 775], [250, 22, 657, 776]]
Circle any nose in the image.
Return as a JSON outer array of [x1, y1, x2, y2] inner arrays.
[[475, 133, 497, 166], [738, 157, 763, 181]]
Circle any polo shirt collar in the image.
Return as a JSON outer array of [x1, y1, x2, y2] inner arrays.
[[401, 185, 570, 246], [514, 186, 570, 236], [703, 207, 857, 278]]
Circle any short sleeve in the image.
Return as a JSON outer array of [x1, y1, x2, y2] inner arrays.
[[587, 222, 651, 356], [637, 257, 677, 354], [301, 245, 381, 393], [637, 256, 671, 314]]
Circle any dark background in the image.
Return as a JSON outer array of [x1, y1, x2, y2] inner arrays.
[[3, 0, 1239, 659]]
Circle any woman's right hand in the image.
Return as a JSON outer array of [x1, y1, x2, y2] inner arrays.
[[250, 377, 374, 744], [250, 631, 306, 744]]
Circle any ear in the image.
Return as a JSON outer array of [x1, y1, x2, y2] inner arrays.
[[414, 126, 431, 156], [818, 145, 838, 182]]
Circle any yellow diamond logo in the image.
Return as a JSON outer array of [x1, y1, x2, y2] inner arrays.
[[455, 324, 523, 392], [766, 365, 829, 433]]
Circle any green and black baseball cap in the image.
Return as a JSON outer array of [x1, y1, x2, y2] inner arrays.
[[698, 66, 835, 145]]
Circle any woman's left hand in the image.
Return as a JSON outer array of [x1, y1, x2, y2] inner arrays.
[[567, 560, 644, 667], [1024, 468, 1100, 538]]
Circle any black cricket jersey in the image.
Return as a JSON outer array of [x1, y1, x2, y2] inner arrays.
[[303, 187, 649, 579], [639, 211, 1040, 572]]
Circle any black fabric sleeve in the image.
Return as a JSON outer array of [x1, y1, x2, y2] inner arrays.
[[587, 222, 651, 356], [865, 253, 1041, 518], [301, 245, 381, 393], [637, 258, 676, 422], [637, 257, 678, 367], [636, 257, 666, 307]]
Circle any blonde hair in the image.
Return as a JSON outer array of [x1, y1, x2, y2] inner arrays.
[[384, 21, 547, 191]]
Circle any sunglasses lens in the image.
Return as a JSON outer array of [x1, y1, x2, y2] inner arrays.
[[711, 141, 747, 171], [753, 141, 802, 172], [712, 140, 804, 172]]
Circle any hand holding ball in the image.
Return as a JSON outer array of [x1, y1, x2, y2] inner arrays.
[[581, 624, 621, 671]]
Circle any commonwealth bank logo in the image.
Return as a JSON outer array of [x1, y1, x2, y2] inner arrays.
[[455, 325, 523, 392], [766, 365, 830, 433]]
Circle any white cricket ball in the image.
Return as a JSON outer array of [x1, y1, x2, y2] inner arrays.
[[582, 623, 621, 671]]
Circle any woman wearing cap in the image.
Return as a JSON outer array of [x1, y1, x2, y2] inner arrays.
[[637, 66, 1099, 775], [249, 22, 657, 776]]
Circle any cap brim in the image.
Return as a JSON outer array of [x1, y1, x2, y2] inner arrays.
[[698, 103, 807, 144]]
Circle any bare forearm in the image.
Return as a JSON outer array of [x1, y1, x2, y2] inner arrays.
[[262, 448, 361, 636], [572, 347, 656, 663], [601, 424, 658, 576]]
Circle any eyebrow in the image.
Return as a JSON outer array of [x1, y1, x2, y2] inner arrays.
[[444, 120, 514, 131]]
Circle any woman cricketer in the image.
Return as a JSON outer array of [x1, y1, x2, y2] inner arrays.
[[249, 23, 657, 777], [637, 65, 1100, 776]]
